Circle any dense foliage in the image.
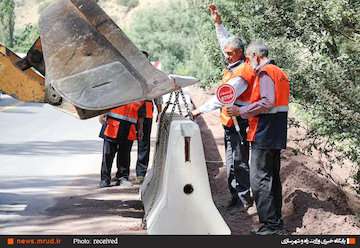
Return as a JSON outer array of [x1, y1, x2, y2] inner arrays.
[[128, 0, 360, 185], [11, 24, 40, 53], [205, 0, 360, 181], [0, 0, 15, 47]]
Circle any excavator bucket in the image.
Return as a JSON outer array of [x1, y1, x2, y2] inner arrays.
[[0, 39, 162, 120], [39, 0, 198, 118], [0, 41, 108, 119]]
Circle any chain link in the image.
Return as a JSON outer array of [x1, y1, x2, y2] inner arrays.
[[170, 91, 179, 118], [161, 91, 173, 115], [158, 89, 193, 132], [180, 89, 194, 120], [175, 91, 183, 116]]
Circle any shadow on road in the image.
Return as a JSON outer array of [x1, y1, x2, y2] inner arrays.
[[0, 140, 103, 155], [0, 174, 144, 234], [0, 97, 44, 108], [1, 109, 36, 114], [0, 139, 159, 156]]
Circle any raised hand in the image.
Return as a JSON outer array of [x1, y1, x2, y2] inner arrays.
[[208, 4, 222, 24]]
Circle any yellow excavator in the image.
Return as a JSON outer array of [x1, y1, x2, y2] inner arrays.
[[0, 0, 198, 119]]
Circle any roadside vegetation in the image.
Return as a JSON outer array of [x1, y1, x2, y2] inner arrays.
[[128, 0, 360, 189]]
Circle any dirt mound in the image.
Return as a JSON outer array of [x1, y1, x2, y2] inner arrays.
[[188, 86, 360, 235], [281, 150, 359, 234]]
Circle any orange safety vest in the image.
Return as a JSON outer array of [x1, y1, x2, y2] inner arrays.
[[145, 100, 153, 119], [220, 61, 256, 127], [104, 101, 144, 141], [247, 64, 290, 142]]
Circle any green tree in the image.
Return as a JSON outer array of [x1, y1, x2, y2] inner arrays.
[[12, 25, 40, 53], [0, 0, 15, 47], [128, 0, 360, 186], [195, 0, 360, 186], [128, 0, 222, 87]]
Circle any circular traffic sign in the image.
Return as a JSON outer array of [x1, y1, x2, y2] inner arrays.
[[216, 84, 236, 105]]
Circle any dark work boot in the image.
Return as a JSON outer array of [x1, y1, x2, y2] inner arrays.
[[251, 225, 287, 235], [99, 179, 111, 188]]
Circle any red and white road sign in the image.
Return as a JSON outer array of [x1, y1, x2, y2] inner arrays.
[[216, 84, 242, 136], [216, 84, 236, 105]]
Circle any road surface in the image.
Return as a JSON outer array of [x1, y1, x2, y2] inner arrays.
[[0, 95, 150, 234]]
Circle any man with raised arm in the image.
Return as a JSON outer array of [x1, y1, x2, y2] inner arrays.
[[192, 4, 255, 211]]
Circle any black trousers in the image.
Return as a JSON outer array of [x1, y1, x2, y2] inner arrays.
[[136, 117, 153, 177], [250, 148, 283, 229], [224, 124, 252, 206], [100, 139, 133, 181]]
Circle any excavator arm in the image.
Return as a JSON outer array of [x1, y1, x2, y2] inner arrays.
[[0, 41, 46, 103]]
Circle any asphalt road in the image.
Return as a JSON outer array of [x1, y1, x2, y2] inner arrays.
[[0, 95, 103, 177], [0, 95, 148, 234]]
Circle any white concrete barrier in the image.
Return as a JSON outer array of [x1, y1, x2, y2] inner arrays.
[[140, 113, 231, 235]]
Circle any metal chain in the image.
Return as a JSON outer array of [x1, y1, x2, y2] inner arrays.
[[158, 92, 173, 128], [159, 89, 193, 129], [175, 91, 183, 116], [158, 90, 179, 132], [170, 91, 179, 119], [161, 91, 173, 115], [179, 89, 193, 120]]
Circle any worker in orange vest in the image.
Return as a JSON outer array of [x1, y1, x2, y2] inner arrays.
[[135, 99, 162, 184], [135, 51, 163, 185], [98, 101, 145, 188], [192, 4, 254, 210], [226, 40, 290, 235]]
